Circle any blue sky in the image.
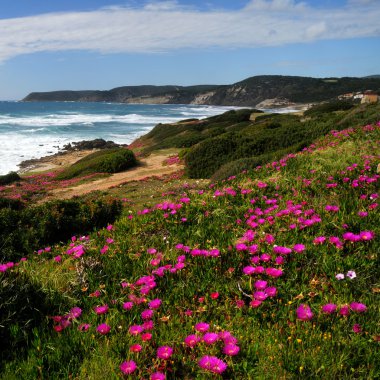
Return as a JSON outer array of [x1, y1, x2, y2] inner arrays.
[[0, 0, 379, 100]]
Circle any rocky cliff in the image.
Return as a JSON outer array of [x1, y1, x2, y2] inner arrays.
[[23, 75, 380, 107]]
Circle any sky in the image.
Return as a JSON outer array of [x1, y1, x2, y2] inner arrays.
[[0, 0, 379, 100]]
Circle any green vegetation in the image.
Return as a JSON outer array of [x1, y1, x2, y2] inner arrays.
[[0, 197, 122, 263], [0, 171, 21, 186], [1, 121, 379, 379], [138, 102, 380, 179], [56, 148, 137, 180]]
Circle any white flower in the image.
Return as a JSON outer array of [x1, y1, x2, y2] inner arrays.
[[346, 270, 356, 279]]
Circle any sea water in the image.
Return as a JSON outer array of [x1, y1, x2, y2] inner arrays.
[[0, 102, 238, 175]]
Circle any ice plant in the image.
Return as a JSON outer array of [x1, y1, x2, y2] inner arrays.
[[184, 334, 200, 348], [94, 305, 109, 315], [321, 304, 337, 314], [203, 332, 219, 345], [198, 355, 228, 375], [157, 346, 173, 360], [120, 360, 137, 375], [296, 304, 313, 321], [96, 323, 111, 335], [223, 344, 240, 356], [195, 322, 209, 333]]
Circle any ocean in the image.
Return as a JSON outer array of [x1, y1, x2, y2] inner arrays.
[[0, 101, 240, 175]]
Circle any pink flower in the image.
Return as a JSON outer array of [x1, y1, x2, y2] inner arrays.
[[184, 334, 200, 348], [296, 304, 313, 321], [339, 305, 350, 316], [129, 344, 142, 352], [195, 322, 209, 333], [69, 307, 82, 319], [350, 302, 367, 313], [253, 291, 268, 301], [123, 302, 134, 310], [346, 270, 356, 279], [335, 273, 345, 280], [293, 244, 305, 253], [254, 280, 267, 290], [360, 231, 374, 241], [249, 300, 262, 308], [94, 305, 109, 315], [352, 324, 362, 334], [273, 246, 292, 255], [198, 355, 227, 374], [96, 323, 111, 335], [78, 323, 90, 332], [150, 372, 166, 380], [157, 346, 173, 360], [210, 292, 219, 299], [321, 303, 337, 314], [223, 344, 240, 356], [141, 309, 154, 320], [140, 333, 151, 341], [203, 332, 219, 345], [265, 287, 277, 297], [120, 360, 137, 375], [129, 325, 144, 335], [243, 266, 255, 275]]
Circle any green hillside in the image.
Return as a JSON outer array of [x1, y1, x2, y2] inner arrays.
[[136, 102, 380, 180], [1, 112, 379, 378]]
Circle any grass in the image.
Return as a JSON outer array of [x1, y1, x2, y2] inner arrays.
[[0, 120, 379, 379]]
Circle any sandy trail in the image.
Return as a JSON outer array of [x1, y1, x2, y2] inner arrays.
[[47, 153, 182, 200]]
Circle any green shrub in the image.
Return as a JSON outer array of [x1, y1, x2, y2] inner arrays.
[[0, 172, 21, 186], [0, 197, 122, 262], [304, 100, 355, 116], [56, 148, 137, 180], [0, 197, 25, 210]]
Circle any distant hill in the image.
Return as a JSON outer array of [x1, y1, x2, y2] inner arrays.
[[22, 75, 380, 107]]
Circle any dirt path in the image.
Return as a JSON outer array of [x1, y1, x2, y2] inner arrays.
[[48, 153, 183, 200]]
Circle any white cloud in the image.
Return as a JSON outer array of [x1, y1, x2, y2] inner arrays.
[[0, 0, 378, 62]]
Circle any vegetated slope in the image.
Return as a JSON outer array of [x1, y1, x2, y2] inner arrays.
[[137, 102, 380, 179], [22, 75, 380, 106], [1, 121, 379, 379], [55, 148, 137, 180]]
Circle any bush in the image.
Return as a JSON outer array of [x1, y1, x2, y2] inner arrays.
[[56, 148, 137, 180], [0, 197, 122, 262], [0, 172, 21, 186]]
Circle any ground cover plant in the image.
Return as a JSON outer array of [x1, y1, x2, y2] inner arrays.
[[0, 119, 379, 379]]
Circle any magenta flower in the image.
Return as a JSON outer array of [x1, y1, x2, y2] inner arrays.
[[123, 301, 134, 310], [150, 372, 166, 380], [253, 291, 268, 301], [321, 303, 337, 314], [352, 324, 362, 334], [296, 304, 313, 321], [120, 360, 137, 375], [254, 280, 267, 290], [293, 244, 305, 253], [195, 322, 210, 333], [141, 309, 154, 320], [242, 266, 255, 275], [350, 302, 367, 313], [184, 334, 200, 348], [273, 246, 292, 255], [94, 305, 108, 315], [157, 346, 173, 360], [250, 300, 262, 308], [69, 307, 82, 319], [78, 323, 90, 332], [360, 231, 374, 241], [223, 344, 240, 356], [203, 332, 219, 345], [129, 344, 142, 352], [148, 298, 162, 309], [129, 325, 144, 335], [96, 323, 111, 335], [266, 268, 283, 277], [265, 287, 277, 297], [339, 305, 350, 316], [198, 355, 227, 374]]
